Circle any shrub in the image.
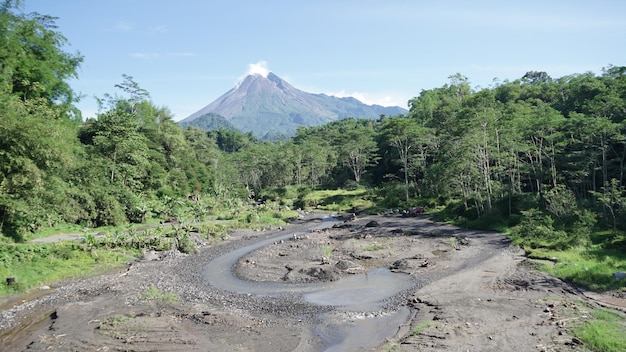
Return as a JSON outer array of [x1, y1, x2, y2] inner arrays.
[[320, 245, 333, 261], [510, 208, 571, 249], [92, 191, 127, 227], [140, 285, 180, 314]]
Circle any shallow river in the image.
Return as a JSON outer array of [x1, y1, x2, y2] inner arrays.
[[202, 216, 415, 351]]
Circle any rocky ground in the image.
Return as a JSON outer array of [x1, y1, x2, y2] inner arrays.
[[1, 212, 625, 351]]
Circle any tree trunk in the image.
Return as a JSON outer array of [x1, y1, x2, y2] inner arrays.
[[404, 158, 409, 202]]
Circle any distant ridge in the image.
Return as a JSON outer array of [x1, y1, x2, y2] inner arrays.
[[181, 72, 407, 139]]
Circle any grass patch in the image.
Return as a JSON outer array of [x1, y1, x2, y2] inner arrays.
[[237, 206, 299, 228], [410, 320, 433, 336], [101, 313, 135, 328], [572, 308, 626, 352], [98, 313, 144, 339], [0, 241, 133, 295], [590, 229, 626, 249], [449, 237, 457, 249], [140, 285, 180, 315], [382, 344, 401, 352], [361, 239, 390, 252], [29, 223, 89, 240], [525, 246, 626, 291], [140, 285, 180, 305], [458, 213, 510, 233]]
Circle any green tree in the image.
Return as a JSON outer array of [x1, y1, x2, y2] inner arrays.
[[0, 1, 84, 239], [336, 121, 379, 184], [591, 178, 626, 229], [0, 96, 77, 239], [212, 128, 254, 153], [184, 127, 219, 167], [91, 107, 149, 190], [0, 1, 82, 113], [379, 116, 435, 201], [302, 137, 336, 186]]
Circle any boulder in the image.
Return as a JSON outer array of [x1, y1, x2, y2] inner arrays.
[[283, 266, 339, 283], [335, 260, 359, 271], [301, 267, 339, 281]]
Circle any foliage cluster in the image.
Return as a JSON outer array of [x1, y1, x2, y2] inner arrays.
[[1, 1, 626, 297]]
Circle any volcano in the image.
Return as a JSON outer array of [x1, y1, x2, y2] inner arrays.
[[180, 72, 407, 139]]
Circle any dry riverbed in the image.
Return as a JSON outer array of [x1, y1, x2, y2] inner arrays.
[[1, 212, 625, 351]]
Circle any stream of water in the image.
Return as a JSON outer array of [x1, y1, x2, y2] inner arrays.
[[202, 216, 414, 351]]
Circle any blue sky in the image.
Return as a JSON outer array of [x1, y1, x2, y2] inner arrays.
[[24, 0, 626, 121]]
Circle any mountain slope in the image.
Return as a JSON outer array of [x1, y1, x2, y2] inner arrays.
[[181, 72, 407, 138]]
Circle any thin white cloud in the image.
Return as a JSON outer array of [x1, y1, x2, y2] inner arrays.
[[129, 52, 161, 59]]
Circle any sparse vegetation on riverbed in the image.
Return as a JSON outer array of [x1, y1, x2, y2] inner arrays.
[[1, 196, 300, 296]]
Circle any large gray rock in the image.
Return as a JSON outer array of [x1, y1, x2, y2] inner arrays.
[[335, 260, 359, 271], [283, 266, 340, 283]]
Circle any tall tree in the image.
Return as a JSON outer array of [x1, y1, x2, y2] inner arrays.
[[91, 107, 149, 190], [0, 1, 82, 112], [380, 117, 435, 201], [335, 120, 379, 184]]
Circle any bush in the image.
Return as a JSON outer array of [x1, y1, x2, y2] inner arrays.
[[510, 209, 571, 249], [0, 201, 33, 242], [92, 190, 127, 227], [176, 233, 198, 254]]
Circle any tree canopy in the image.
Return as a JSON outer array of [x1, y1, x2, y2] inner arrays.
[[1, 1, 626, 248]]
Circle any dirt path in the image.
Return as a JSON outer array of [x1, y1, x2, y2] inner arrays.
[[2, 213, 625, 351]]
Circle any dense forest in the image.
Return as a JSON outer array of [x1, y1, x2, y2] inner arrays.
[[1, 2, 625, 254]]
